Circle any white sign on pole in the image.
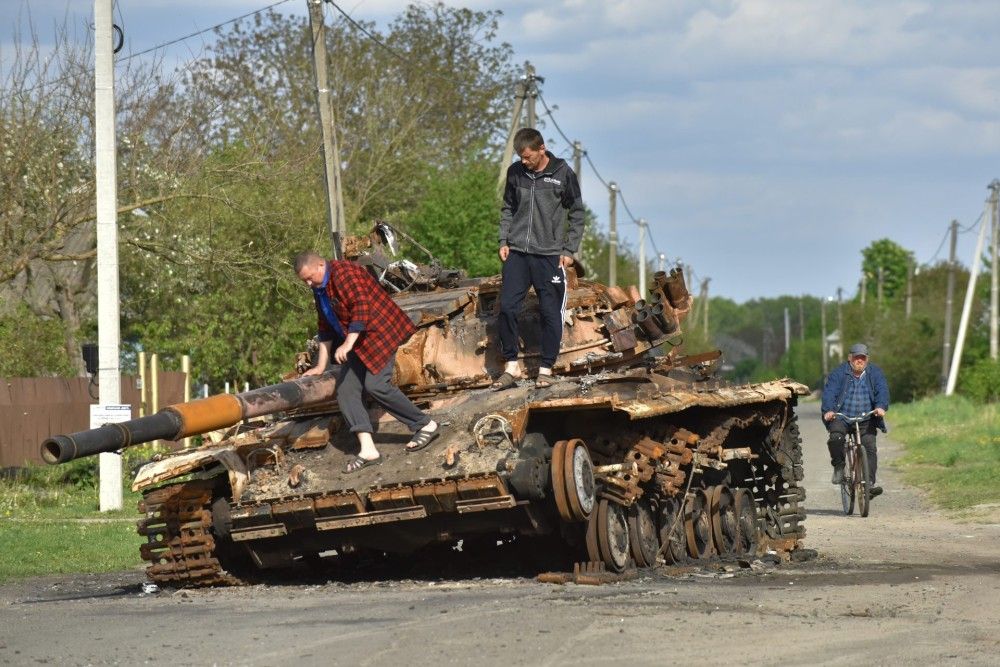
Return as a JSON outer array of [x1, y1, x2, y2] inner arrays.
[[90, 404, 132, 429], [91, 404, 131, 511]]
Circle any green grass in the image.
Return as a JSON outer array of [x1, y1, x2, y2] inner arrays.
[[0, 458, 147, 583], [890, 395, 1000, 512]]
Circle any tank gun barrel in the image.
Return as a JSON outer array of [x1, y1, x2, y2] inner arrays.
[[40, 371, 338, 464]]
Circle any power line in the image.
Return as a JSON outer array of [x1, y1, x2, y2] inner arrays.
[[12, 0, 295, 94], [537, 91, 671, 264]]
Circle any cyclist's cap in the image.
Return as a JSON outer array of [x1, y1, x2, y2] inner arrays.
[[849, 343, 869, 357]]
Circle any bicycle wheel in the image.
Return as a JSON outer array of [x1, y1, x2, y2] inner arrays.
[[857, 446, 871, 518], [840, 445, 855, 515]]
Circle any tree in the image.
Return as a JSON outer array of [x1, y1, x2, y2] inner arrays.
[[861, 238, 914, 302]]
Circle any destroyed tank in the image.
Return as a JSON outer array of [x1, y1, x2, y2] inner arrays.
[[42, 224, 809, 586]]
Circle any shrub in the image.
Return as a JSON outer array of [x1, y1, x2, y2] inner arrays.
[[960, 358, 1000, 403]]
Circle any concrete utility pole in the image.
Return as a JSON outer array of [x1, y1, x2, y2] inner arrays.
[[947, 215, 989, 395], [572, 141, 583, 187], [905, 263, 913, 319], [94, 0, 122, 512], [836, 287, 844, 361], [498, 79, 527, 194], [942, 220, 959, 390], [784, 307, 790, 352], [608, 181, 619, 286], [657, 253, 666, 273], [820, 297, 829, 379], [307, 0, 346, 259], [989, 179, 999, 360], [637, 218, 647, 295]]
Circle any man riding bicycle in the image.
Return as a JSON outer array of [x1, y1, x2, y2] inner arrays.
[[822, 343, 890, 498]]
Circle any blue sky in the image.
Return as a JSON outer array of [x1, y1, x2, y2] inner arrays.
[[4, 0, 998, 301]]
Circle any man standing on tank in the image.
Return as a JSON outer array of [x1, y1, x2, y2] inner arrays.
[[492, 127, 585, 391], [822, 343, 889, 498], [295, 251, 439, 473]]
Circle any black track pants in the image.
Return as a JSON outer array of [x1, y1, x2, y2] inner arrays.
[[498, 251, 567, 368], [827, 418, 878, 482]]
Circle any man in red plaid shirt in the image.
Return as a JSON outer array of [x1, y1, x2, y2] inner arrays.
[[295, 251, 439, 472]]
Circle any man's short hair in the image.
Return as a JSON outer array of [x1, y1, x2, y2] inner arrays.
[[293, 250, 324, 273], [513, 128, 544, 154]]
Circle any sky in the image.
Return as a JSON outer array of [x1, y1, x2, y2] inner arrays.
[[4, 0, 999, 302]]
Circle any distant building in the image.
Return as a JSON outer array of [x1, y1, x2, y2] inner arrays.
[[826, 329, 842, 361]]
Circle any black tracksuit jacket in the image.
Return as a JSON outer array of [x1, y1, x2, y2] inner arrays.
[[499, 152, 585, 257]]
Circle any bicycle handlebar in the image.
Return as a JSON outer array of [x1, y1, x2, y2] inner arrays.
[[832, 410, 878, 423]]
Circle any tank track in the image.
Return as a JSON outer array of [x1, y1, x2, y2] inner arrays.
[[137, 479, 243, 587], [756, 413, 806, 542]]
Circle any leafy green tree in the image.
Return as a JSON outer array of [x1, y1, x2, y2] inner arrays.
[[400, 161, 500, 277], [0, 304, 75, 377], [861, 238, 914, 302]]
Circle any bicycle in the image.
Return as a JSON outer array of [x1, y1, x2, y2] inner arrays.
[[833, 410, 877, 517]]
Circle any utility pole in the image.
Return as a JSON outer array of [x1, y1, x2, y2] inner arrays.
[[821, 297, 829, 379], [942, 220, 959, 390], [989, 179, 999, 360], [638, 218, 647, 295], [860, 273, 867, 305], [497, 82, 526, 194], [947, 215, 989, 395], [307, 0, 346, 259], [701, 278, 711, 338], [657, 253, 666, 273], [573, 141, 583, 188], [524, 62, 538, 128], [905, 263, 913, 319], [95, 0, 122, 511], [608, 181, 618, 286], [836, 287, 844, 361], [877, 266, 884, 305]]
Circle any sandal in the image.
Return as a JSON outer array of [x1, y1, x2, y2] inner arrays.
[[535, 374, 558, 388], [491, 371, 519, 391], [343, 455, 381, 474], [406, 426, 440, 453]]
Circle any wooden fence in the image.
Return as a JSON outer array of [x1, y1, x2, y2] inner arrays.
[[0, 373, 186, 468]]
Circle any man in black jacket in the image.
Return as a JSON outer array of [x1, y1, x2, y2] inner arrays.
[[493, 127, 585, 390]]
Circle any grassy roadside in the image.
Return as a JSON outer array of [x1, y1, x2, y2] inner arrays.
[[890, 395, 1000, 516], [0, 459, 145, 583]]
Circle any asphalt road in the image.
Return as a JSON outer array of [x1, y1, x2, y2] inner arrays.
[[2, 401, 999, 666]]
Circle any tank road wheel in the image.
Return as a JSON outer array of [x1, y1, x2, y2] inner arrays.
[[733, 488, 761, 556], [658, 497, 688, 565], [551, 439, 596, 522], [596, 499, 631, 573], [627, 498, 660, 568], [709, 485, 738, 556], [684, 489, 714, 559]]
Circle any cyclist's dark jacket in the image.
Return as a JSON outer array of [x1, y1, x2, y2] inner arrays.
[[821, 361, 890, 432], [499, 152, 585, 257]]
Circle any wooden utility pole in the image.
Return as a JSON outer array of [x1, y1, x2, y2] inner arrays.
[[942, 220, 959, 390], [638, 218, 647, 295], [497, 81, 526, 194], [573, 141, 583, 187], [608, 181, 618, 286], [947, 216, 989, 395], [525, 62, 538, 128], [307, 0, 345, 259], [836, 287, 844, 360], [989, 179, 999, 360], [701, 278, 711, 337]]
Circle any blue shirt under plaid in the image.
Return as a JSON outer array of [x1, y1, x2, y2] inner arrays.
[[840, 371, 874, 422]]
